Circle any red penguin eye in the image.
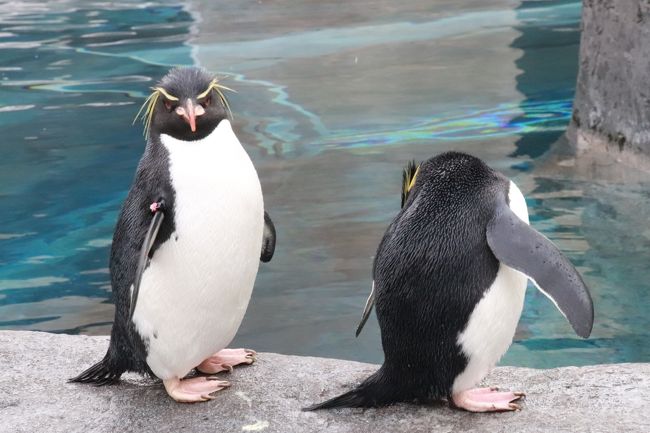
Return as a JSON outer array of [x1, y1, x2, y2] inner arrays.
[[201, 95, 211, 108], [164, 100, 173, 111]]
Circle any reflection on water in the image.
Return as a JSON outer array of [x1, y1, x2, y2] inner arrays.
[[1, 0, 649, 368], [509, 0, 581, 159]]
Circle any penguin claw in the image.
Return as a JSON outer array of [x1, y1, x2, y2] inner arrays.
[[206, 376, 231, 384], [196, 348, 257, 374], [163, 376, 231, 403], [452, 387, 525, 413]]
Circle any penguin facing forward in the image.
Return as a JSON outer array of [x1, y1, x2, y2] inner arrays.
[[70, 67, 276, 402], [306, 152, 593, 412]]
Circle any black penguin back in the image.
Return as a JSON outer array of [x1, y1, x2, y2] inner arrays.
[[374, 152, 509, 401], [306, 152, 511, 409]]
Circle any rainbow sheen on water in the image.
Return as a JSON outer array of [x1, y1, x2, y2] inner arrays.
[[1, 0, 648, 368]]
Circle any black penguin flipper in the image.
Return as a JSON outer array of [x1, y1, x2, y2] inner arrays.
[[260, 211, 276, 263], [355, 281, 376, 337], [128, 204, 165, 321], [69, 355, 122, 386], [486, 200, 594, 338]]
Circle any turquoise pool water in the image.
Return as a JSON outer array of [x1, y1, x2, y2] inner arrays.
[[1, 0, 649, 368]]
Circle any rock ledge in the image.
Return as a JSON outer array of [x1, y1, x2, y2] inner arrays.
[[0, 331, 648, 433]]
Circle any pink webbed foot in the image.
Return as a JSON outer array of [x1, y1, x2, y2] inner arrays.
[[196, 348, 257, 374], [163, 376, 231, 403], [452, 387, 525, 412]]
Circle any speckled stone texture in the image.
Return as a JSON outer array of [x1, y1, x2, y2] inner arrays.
[[0, 331, 648, 433], [569, 0, 650, 164]]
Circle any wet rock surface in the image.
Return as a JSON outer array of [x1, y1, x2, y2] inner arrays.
[[1, 331, 648, 432]]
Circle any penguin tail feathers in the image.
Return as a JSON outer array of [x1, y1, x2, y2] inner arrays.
[[302, 387, 375, 411], [69, 355, 123, 386], [302, 368, 396, 411]]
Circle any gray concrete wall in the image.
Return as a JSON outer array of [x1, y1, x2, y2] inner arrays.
[[569, 0, 650, 166], [1, 331, 649, 433]]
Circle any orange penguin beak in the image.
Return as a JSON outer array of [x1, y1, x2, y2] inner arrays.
[[175, 100, 205, 133]]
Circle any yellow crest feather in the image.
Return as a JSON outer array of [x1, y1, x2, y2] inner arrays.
[[407, 165, 420, 191], [133, 88, 161, 139], [154, 87, 179, 101], [198, 78, 235, 119], [133, 76, 236, 139], [401, 161, 421, 208]]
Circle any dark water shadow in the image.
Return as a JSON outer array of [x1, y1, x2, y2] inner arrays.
[[509, 0, 581, 162]]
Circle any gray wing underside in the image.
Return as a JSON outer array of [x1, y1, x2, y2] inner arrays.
[[128, 208, 165, 321], [486, 200, 594, 338], [261, 211, 276, 263], [355, 281, 375, 337]]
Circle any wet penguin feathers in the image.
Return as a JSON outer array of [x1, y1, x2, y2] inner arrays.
[[306, 151, 594, 410], [71, 67, 275, 391], [355, 160, 421, 337]]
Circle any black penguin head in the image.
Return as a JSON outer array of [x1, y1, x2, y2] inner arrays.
[[136, 67, 232, 141], [402, 152, 502, 208]]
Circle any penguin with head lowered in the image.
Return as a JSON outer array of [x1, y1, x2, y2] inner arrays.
[[70, 67, 276, 402], [306, 151, 593, 412]]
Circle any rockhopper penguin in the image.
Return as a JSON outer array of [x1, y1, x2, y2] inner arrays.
[[306, 152, 593, 412], [70, 67, 276, 402]]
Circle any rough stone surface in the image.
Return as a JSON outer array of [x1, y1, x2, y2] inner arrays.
[[569, 0, 650, 165], [1, 331, 649, 433]]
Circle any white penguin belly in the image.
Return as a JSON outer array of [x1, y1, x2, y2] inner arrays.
[[132, 120, 264, 380], [452, 263, 527, 392], [452, 180, 530, 393]]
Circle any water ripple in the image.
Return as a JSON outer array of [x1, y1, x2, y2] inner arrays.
[[0, 277, 69, 291], [0, 104, 35, 112], [198, 2, 580, 70]]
